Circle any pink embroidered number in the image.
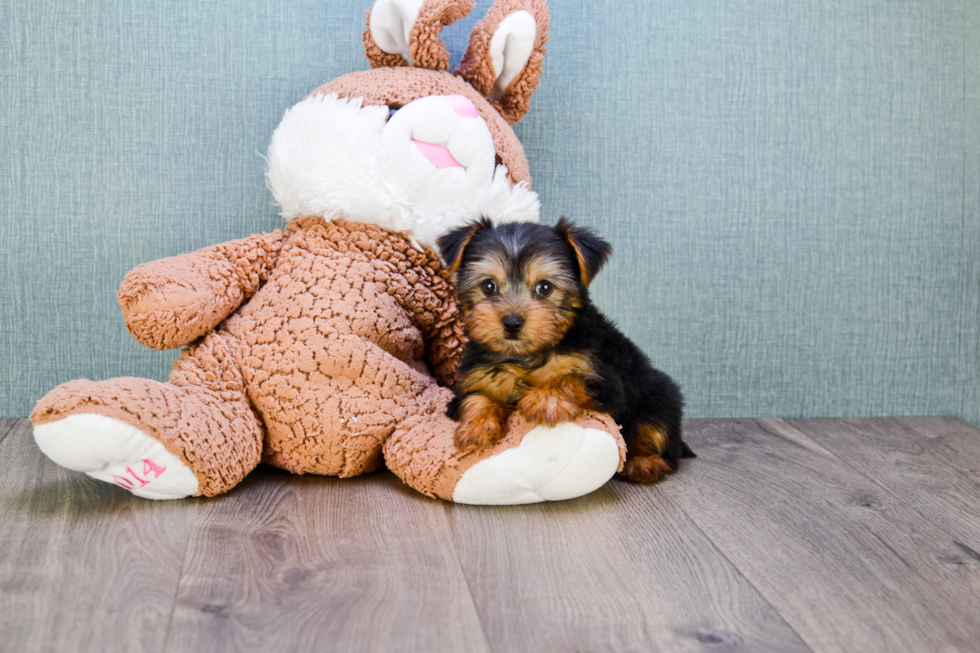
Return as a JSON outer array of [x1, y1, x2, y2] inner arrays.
[[113, 459, 166, 490], [143, 458, 167, 477]]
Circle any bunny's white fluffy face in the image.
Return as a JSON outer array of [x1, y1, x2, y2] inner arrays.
[[380, 94, 497, 212], [265, 93, 539, 254]]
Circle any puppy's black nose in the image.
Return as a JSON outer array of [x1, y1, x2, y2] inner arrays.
[[502, 315, 524, 334]]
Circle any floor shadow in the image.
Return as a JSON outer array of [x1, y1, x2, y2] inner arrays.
[[1, 472, 201, 518], [443, 483, 625, 517]]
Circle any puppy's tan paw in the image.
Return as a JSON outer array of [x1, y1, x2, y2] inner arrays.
[[517, 387, 583, 427], [454, 395, 508, 453], [619, 455, 674, 483]]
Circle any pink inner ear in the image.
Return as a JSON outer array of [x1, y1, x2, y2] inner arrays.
[[413, 140, 463, 169]]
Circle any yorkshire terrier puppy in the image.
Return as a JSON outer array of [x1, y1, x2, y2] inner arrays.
[[438, 217, 694, 483]]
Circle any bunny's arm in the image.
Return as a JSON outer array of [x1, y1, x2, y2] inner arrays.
[[118, 231, 290, 350], [424, 305, 467, 390], [381, 246, 467, 389]]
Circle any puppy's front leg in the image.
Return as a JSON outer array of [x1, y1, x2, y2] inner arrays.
[[454, 394, 509, 453], [517, 376, 593, 427]]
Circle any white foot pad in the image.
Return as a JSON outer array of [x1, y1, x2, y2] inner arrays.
[[451, 423, 621, 505], [34, 414, 199, 500]]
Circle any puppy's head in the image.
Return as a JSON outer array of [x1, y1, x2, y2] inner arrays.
[[438, 217, 611, 356]]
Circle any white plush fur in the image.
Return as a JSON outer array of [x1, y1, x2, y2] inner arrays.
[[369, 0, 425, 64], [34, 414, 199, 500], [266, 93, 539, 254], [451, 423, 622, 505], [379, 95, 497, 211], [488, 11, 538, 101], [266, 95, 405, 230]]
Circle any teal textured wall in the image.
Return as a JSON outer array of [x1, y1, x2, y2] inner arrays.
[[1, 0, 978, 422]]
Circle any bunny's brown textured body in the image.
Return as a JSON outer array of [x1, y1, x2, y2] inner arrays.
[[223, 219, 464, 476], [34, 219, 466, 492]]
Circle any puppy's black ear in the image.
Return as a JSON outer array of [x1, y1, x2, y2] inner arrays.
[[437, 217, 493, 274], [554, 217, 612, 286]]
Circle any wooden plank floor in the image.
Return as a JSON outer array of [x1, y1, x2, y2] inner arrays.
[[2, 416, 980, 652]]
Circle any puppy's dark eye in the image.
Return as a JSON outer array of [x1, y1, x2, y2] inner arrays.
[[534, 280, 553, 297], [481, 279, 498, 295]]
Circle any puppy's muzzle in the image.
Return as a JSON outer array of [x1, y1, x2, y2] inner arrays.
[[502, 314, 524, 338]]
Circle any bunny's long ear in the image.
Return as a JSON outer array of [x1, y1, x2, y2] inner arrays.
[[454, 0, 549, 124], [363, 0, 475, 71]]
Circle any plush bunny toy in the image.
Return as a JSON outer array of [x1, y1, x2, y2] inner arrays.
[[31, 0, 626, 504]]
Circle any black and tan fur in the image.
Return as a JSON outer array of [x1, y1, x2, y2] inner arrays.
[[439, 217, 694, 483]]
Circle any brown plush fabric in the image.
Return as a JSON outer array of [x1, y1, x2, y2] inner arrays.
[[32, 331, 264, 497], [455, 0, 550, 124], [385, 410, 625, 500], [311, 68, 531, 186], [363, 0, 476, 70], [34, 219, 467, 493], [118, 231, 289, 350], [409, 0, 475, 71], [241, 218, 465, 476]]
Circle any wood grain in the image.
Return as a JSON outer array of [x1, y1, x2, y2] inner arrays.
[[675, 419, 980, 653], [0, 420, 195, 653], [0, 418, 18, 444], [165, 468, 490, 653], [780, 418, 980, 550], [5, 417, 980, 652], [444, 478, 811, 653], [896, 416, 980, 474]]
